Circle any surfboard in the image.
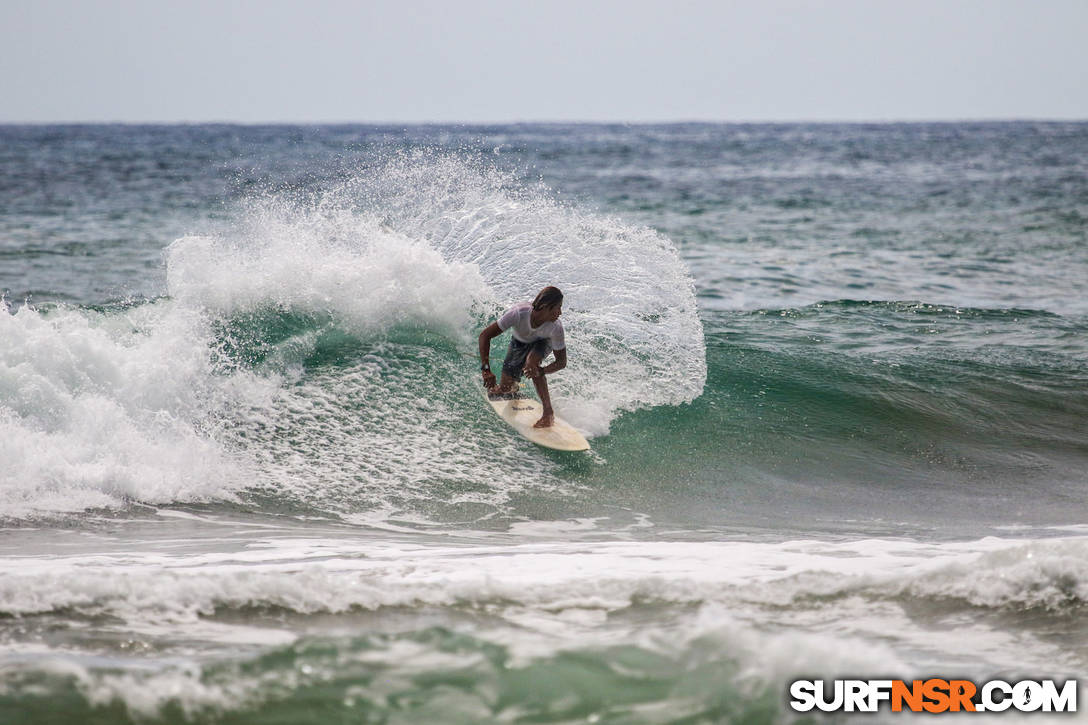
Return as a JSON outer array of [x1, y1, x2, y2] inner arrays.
[[483, 385, 590, 451]]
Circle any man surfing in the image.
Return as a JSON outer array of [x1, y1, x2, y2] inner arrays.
[[478, 286, 566, 428]]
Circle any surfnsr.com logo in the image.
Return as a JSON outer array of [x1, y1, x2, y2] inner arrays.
[[789, 679, 1078, 714]]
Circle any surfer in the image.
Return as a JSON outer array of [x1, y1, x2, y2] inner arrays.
[[479, 286, 566, 428]]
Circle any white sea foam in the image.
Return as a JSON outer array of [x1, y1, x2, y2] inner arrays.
[[0, 300, 272, 518], [3, 535, 1085, 644], [164, 204, 488, 340], [6, 534, 1085, 721], [897, 537, 1088, 610], [27, 659, 261, 720]]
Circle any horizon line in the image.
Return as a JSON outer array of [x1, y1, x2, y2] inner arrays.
[[3, 117, 1087, 126]]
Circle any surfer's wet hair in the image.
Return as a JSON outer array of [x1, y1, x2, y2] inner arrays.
[[532, 286, 563, 310]]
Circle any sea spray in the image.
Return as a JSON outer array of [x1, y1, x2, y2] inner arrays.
[[329, 150, 707, 433]]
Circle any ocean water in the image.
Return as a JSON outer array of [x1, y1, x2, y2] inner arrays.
[[1, 123, 1086, 723]]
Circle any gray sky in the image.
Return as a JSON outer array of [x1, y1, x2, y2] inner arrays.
[[3, 0, 1086, 123]]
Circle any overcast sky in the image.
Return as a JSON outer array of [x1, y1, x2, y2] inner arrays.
[[2, 0, 1086, 123]]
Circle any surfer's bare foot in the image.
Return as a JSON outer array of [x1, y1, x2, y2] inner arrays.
[[534, 412, 555, 428]]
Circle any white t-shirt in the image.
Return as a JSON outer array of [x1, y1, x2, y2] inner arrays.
[[497, 302, 566, 350]]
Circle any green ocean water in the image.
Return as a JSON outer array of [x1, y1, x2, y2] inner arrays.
[[1, 123, 1086, 723]]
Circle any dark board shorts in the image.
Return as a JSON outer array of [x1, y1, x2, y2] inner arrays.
[[501, 338, 552, 380]]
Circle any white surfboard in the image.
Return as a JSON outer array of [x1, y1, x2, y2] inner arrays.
[[483, 385, 590, 451]]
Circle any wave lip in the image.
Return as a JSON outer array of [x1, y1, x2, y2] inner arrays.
[[898, 538, 1088, 612]]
